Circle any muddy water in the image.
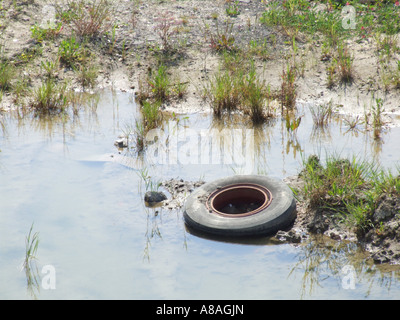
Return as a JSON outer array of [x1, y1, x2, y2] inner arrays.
[[1, 90, 400, 299]]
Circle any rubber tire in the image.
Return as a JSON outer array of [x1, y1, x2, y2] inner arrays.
[[183, 175, 296, 237]]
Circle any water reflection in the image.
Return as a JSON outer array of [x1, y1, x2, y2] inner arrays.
[[142, 204, 190, 263], [309, 125, 332, 145], [184, 224, 280, 246], [363, 264, 400, 298], [371, 135, 385, 164], [22, 223, 41, 300], [2, 89, 400, 299], [23, 257, 41, 300], [143, 206, 163, 262], [3, 91, 101, 141], [289, 235, 361, 298], [0, 111, 7, 136], [289, 235, 400, 299]]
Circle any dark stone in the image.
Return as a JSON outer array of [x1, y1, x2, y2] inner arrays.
[[371, 250, 391, 264], [114, 137, 128, 148], [275, 230, 301, 244], [144, 191, 167, 204], [329, 232, 341, 241], [307, 215, 330, 234], [373, 199, 396, 223]]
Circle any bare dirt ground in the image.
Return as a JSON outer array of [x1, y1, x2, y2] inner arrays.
[[1, 0, 400, 126]]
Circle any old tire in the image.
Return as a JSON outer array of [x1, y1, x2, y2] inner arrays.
[[183, 175, 296, 237]]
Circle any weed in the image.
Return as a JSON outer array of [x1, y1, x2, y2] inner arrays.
[[221, 50, 248, 74], [16, 45, 43, 65], [242, 62, 271, 124], [261, 0, 400, 44], [41, 59, 59, 80], [285, 112, 302, 134], [373, 168, 400, 197], [137, 62, 186, 106], [205, 68, 241, 117], [205, 57, 273, 123], [205, 19, 236, 53], [0, 61, 14, 91], [131, 99, 163, 153], [136, 76, 152, 106], [375, 4, 400, 35], [326, 59, 337, 88], [23, 223, 39, 270], [345, 199, 374, 232], [392, 69, 400, 89], [74, 61, 98, 90], [301, 155, 361, 208], [173, 80, 188, 99], [371, 98, 385, 138], [376, 33, 399, 60], [58, 36, 86, 68], [22, 223, 40, 298], [325, 41, 353, 87], [154, 11, 182, 51], [133, 119, 145, 152], [248, 39, 269, 61], [148, 64, 171, 102], [280, 63, 297, 110], [226, 1, 240, 17], [336, 43, 353, 83], [141, 99, 162, 131], [31, 79, 69, 116], [309, 102, 332, 127], [108, 23, 118, 54], [343, 115, 362, 131], [261, 1, 343, 40], [60, 0, 113, 38], [137, 167, 162, 192], [30, 22, 62, 43], [12, 76, 31, 105]]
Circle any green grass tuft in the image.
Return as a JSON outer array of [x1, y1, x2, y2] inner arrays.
[[300, 154, 400, 233]]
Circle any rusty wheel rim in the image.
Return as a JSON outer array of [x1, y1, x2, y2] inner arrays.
[[206, 183, 273, 218]]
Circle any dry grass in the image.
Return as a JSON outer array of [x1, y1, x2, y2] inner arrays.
[[280, 63, 297, 110], [59, 0, 113, 38]]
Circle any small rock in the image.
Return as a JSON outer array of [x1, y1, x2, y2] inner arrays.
[[144, 191, 167, 204], [275, 230, 301, 243], [329, 232, 341, 241], [371, 250, 391, 264], [114, 137, 128, 148], [373, 200, 396, 223]]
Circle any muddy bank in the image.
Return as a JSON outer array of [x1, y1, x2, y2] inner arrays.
[[284, 174, 400, 265], [154, 175, 400, 265]]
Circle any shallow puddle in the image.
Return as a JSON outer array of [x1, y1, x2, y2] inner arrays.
[[1, 90, 400, 299]]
